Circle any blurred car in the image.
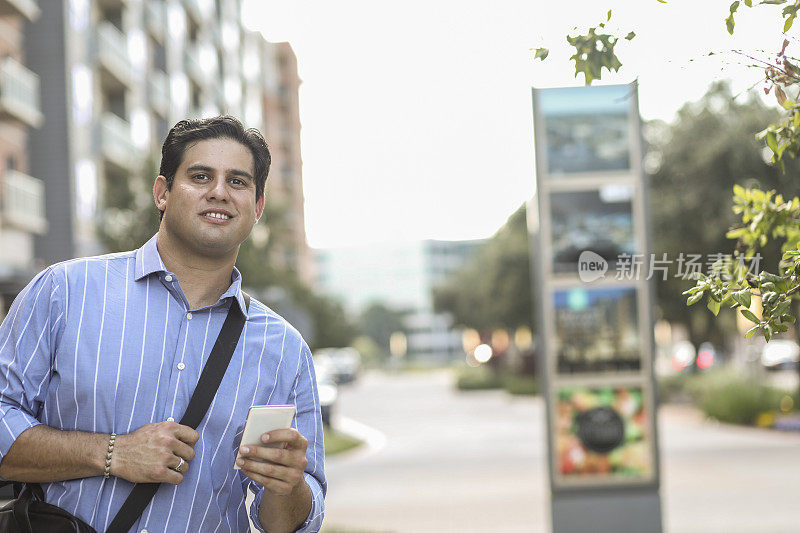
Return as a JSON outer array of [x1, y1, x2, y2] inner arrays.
[[315, 347, 361, 385], [671, 341, 696, 372], [761, 339, 800, 370], [696, 342, 717, 370], [313, 360, 338, 427]]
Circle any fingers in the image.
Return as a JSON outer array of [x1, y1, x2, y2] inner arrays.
[[237, 459, 300, 496], [113, 422, 198, 485], [258, 428, 308, 450], [172, 423, 200, 446], [238, 444, 308, 471], [171, 439, 195, 462], [159, 463, 184, 485]]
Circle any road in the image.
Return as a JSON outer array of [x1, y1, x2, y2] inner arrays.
[[322, 370, 800, 533]]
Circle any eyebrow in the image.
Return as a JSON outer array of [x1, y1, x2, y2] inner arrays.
[[186, 164, 254, 183]]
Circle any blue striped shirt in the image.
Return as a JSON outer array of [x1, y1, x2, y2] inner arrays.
[[0, 234, 326, 532]]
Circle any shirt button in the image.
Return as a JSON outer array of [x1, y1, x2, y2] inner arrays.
[[164, 275, 173, 282], [142, 530, 148, 533], [186, 312, 193, 320], [166, 417, 174, 422], [177, 362, 185, 370]]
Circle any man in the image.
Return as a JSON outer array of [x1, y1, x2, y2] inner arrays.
[[0, 116, 325, 532]]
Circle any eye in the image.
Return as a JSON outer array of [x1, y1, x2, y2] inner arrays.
[[192, 173, 210, 181], [229, 177, 247, 187]]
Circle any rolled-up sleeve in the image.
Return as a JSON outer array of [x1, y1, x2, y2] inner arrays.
[[0, 267, 62, 464], [249, 342, 327, 532]]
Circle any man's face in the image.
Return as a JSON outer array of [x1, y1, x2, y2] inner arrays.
[[153, 137, 265, 259]]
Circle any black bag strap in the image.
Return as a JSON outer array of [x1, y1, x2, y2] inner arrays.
[[106, 293, 250, 533]]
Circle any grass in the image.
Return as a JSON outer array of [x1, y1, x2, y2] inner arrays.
[[324, 428, 363, 456]]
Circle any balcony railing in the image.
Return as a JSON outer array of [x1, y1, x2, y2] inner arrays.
[[100, 112, 136, 169], [1, 169, 47, 234], [96, 21, 132, 88], [145, 0, 165, 42], [0, 57, 42, 127], [184, 44, 206, 85], [148, 70, 170, 116], [0, 0, 40, 21], [181, 0, 211, 24]]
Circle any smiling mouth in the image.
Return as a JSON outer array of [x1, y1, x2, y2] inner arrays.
[[201, 211, 232, 222]]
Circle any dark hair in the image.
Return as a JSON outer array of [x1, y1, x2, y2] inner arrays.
[[158, 115, 270, 215]]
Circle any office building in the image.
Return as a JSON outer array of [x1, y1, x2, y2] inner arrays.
[[316, 239, 483, 360]]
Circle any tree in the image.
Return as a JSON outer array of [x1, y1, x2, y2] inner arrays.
[[648, 81, 800, 348], [433, 204, 533, 332], [357, 303, 407, 359], [536, 1, 800, 393], [532, 1, 800, 338]]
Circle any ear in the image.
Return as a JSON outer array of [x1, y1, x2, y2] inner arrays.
[[153, 175, 169, 213], [254, 192, 266, 223]]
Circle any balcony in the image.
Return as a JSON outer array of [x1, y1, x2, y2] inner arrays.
[[0, 57, 42, 127], [148, 70, 170, 116], [1, 170, 47, 234], [181, 0, 209, 25], [145, 0, 166, 42], [0, 0, 40, 21], [184, 44, 207, 85], [95, 21, 132, 90], [99, 112, 136, 170]]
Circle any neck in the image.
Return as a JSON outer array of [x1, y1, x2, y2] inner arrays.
[[155, 233, 239, 310]]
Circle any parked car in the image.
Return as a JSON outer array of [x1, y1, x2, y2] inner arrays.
[[761, 339, 800, 370], [313, 360, 338, 427], [315, 347, 361, 385]]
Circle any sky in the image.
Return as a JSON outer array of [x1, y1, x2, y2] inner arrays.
[[241, 0, 783, 249]]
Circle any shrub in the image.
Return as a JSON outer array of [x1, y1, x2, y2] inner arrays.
[[455, 365, 504, 391], [455, 365, 540, 395], [504, 374, 539, 395], [684, 370, 797, 425]]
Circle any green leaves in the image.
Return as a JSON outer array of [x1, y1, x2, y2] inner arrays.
[[686, 292, 704, 305], [682, 186, 800, 342], [733, 289, 752, 308], [741, 309, 760, 323], [533, 47, 549, 61], [565, 12, 635, 85], [707, 297, 722, 316], [726, 1, 740, 34]]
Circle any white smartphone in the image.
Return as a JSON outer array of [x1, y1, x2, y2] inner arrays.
[[234, 405, 296, 469]]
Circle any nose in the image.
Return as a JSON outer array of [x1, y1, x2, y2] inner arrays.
[[206, 176, 229, 201]]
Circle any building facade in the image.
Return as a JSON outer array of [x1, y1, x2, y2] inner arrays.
[[22, 0, 312, 282], [316, 239, 483, 361], [0, 0, 45, 317]]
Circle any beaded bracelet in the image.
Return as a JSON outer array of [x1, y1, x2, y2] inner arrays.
[[104, 433, 116, 479]]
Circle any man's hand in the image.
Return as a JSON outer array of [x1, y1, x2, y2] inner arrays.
[[237, 428, 309, 495], [239, 428, 312, 533], [111, 421, 199, 484]]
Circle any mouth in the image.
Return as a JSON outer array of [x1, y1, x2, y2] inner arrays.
[[199, 210, 234, 223]]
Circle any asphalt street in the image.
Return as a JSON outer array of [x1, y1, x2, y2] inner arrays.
[[322, 370, 800, 533]]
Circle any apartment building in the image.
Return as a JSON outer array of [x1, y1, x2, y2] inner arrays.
[[0, 0, 45, 318], [23, 0, 312, 283], [259, 42, 312, 286]]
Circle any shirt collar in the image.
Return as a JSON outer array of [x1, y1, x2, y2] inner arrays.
[[134, 234, 249, 318]]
